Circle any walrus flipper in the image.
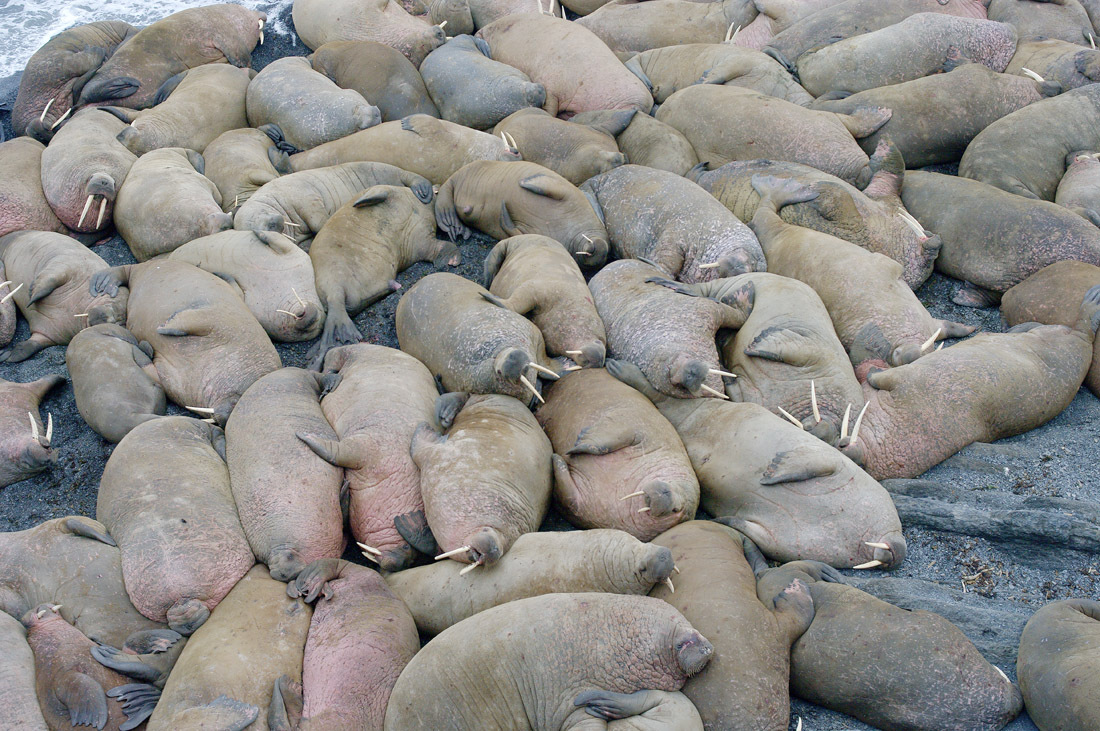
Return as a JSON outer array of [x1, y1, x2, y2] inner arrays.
[[152, 72, 186, 106], [156, 308, 215, 337], [267, 675, 303, 731], [91, 644, 162, 682], [297, 432, 355, 469], [394, 510, 439, 556], [90, 265, 131, 298], [434, 391, 471, 430], [56, 671, 109, 729], [122, 628, 182, 655], [107, 683, 161, 731], [147, 694, 257, 731], [61, 517, 117, 546], [567, 423, 640, 456], [759, 447, 838, 485], [744, 324, 818, 366], [574, 689, 670, 721]]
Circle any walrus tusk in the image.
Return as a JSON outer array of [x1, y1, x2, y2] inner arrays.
[[796, 718, 802, 731], [575, 250, 592, 256], [77, 195, 95, 228], [840, 403, 852, 441], [665, 577, 675, 593], [673, 564, 681, 574], [360, 551, 379, 564], [201, 418, 216, 424], [995, 666, 1010, 683], [865, 541, 890, 550], [565, 350, 583, 356], [1090, 32, 1096, 50], [185, 406, 216, 414], [504, 132, 518, 149], [537, 0, 544, 14], [519, 374, 544, 403], [74, 313, 90, 318], [29, 412, 39, 444], [435, 545, 471, 560], [1, 282, 24, 304], [40, 98, 55, 123], [709, 368, 736, 378], [276, 309, 302, 319], [258, 18, 265, 44], [921, 327, 942, 353], [45, 413, 53, 446], [620, 491, 645, 500], [810, 380, 821, 423], [357, 542, 382, 556], [283, 220, 301, 228], [849, 402, 870, 445], [96, 196, 108, 229], [563, 365, 582, 371], [1020, 67, 1044, 83], [697, 262, 721, 269], [459, 561, 481, 576], [936, 342, 944, 351], [724, 23, 740, 43], [897, 209, 925, 238], [528, 363, 559, 380], [638, 506, 651, 513], [49, 108, 72, 130], [853, 559, 884, 569], [699, 384, 729, 399], [292, 288, 306, 308], [50, 604, 61, 612], [777, 406, 804, 429], [500, 131, 509, 146], [36, 608, 47, 619]]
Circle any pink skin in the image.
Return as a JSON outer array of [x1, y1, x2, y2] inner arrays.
[[733, 13, 775, 49], [0, 375, 63, 488], [0, 138, 67, 238]]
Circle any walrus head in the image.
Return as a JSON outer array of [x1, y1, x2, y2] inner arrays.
[[21, 603, 64, 630], [570, 341, 605, 369], [466, 526, 504, 567], [668, 354, 709, 395], [637, 544, 675, 586], [672, 628, 713, 677], [524, 83, 547, 110], [494, 347, 531, 383], [855, 532, 907, 570]]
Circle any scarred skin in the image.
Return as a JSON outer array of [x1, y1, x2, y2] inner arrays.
[[582, 164, 765, 282], [169, 230, 325, 343], [732, 0, 846, 50], [1005, 38, 1100, 92], [113, 147, 233, 262], [657, 85, 890, 189], [203, 128, 281, 213], [435, 160, 610, 267], [279, 114, 521, 186], [493, 107, 625, 185], [901, 171, 1100, 306], [477, 14, 654, 118], [39, 108, 136, 235], [384, 593, 714, 730], [577, 0, 759, 54], [571, 109, 699, 176], [384, 529, 675, 634], [79, 4, 265, 109], [840, 287, 1100, 480], [0, 231, 128, 363], [65, 323, 166, 443], [1017, 599, 1100, 731], [624, 43, 813, 106], [0, 138, 68, 239], [0, 611, 47, 730], [97, 417, 253, 634], [89, 259, 282, 425], [483, 234, 606, 367], [309, 40, 439, 121], [292, 0, 446, 65], [276, 559, 419, 731], [225, 369, 344, 583], [0, 375, 64, 488], [536, 369, 699, 540], [608, 359, 904, 568], [755, 560, 1023, 731], [987, 0, 1095, 44], [589, 259, 754, 398], [796, 14, 1017, 97], [12, 20, 137, 139], [1056, 151, 1100, 224]]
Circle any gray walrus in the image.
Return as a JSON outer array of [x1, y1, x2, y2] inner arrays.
[[292, 0, 446, 65], [988, 0, 1095, 44], [731, 0, 846, 50], [202, 128, 281, 212], [309, 40, 439, 121], [0, 138, 68, 239], [1005, 38, 1100, 92], [0, 611, 47, 730], [493, 107, 627, 185], [0, 375, 64, 488], [571, 109, 700, 176], [1017, 599, 1100, 731], [576, 0, 759, 55], [1056, 150, 1100, 225]]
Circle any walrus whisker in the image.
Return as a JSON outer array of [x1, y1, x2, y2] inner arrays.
[[840, 403, 852, 442], [810, 380, 821, 423], [45, 413, 53, 446], [619, 491, 645, 500], [49, 108, 72, 130], [1020, 67, 1044, 83], [357, 542, 382, 556], [77, 195, 95, 228], [563, 365, 582, 371], [921, 327, 942, 353], [276, 309, 302, 319], [40, 98, 54, 123], [459, 561, 481, 575], [184, 406, 216, 414], [995, 666, 1009, 683], [865, 541, 890, 550], [849, 402, 870, 445], [519, 374, 544, 403], [665, 577, 675, 593], [638, 506, 651, 513], [28, 412, 39, 444], [697, 262, 721, 269], [96, 196, 108, 229], [1, 283, 24, 304], [853, 559, 884, 569], [777, 406, 804, 429], [528, 363, 559, 379], [700, 384, 729, 399], [709, 368, 736, 378], [435, 545, 471, 560]]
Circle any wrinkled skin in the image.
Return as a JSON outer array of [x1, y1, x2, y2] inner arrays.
[[279, 114, 520, 185], [960, 83, 1100, 201], [1056, 150, 1100, 224], [582, 164, 765, 282], [537, 369, 699, 540], [755, 561, 1023, 731], [572, 109, 699, 176], [411, 393, 552, 568], [0, 138, 67, 239], [114, 147, 232, 261], [225, 369, 344, 583], [1006, 38, 1100, 92], [384, 593, 713, 730], [149, 565, 309, 731], [0, 278, 14, 348], [66, 323, 166, 443], [203, 128, 280, 213], [427, 0, 475, 39], [657, 85, 889, 189], [493, 107, 625, 185], [0, 231, 128, 362], [988, 0, 1095, 44], [0, 375, 63, 488], [384, 529, 674, 634], [1001, 260, 1100, 397], [625, 43, 812, 106], [1017, 599, 1100, 731], [483, 234, 606, 366], [13, 20, 137, 139], [90, 259, 282, 425], [292, 0, 446, 65], [169, 230, 324, 343], [732, 0, 847, 50], [840, 287, 1100, 479], [589, 259, 754, 398], [477, 14, 654, 117], [901, 171, 1100, 306], [421, 35, 547, 130], [0, 611, 47, 730], [39, 108, 136, 235], [467, 0, 566, 27], [310, 40, 439, 121], [578, 0, 758, 54], [608, 359, 904, 568], [79, 4, 264, 109]]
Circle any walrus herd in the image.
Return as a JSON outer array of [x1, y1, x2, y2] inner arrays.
[[1, 0, 1099, 728]]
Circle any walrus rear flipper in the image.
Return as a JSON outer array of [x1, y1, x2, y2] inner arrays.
[[258, 123, 301, 155], [149, 694, 257, 731], [107, 683, 161, 730], [435, 391, 471, 430], [395, 510, 439, 556], [92, 645, 162, 682], [267, 675, 303, 731], [56, 672, 109, 729], [574, 689, 675, 721], [122, 628, 181, 655], [61, 517, 116, 546], [152, 72, 186, 106], [953, 281, 1000, 308], [89, 265, 132, 298], [80, 76, 140, 103]]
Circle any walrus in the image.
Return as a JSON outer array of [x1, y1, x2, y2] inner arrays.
[[536, 368, 699, 540], [476, 14, 654, 117], [571, 109, 700, 176], [959, 83, 1100, 200], [411, 392, 552, 570], [492, 107, 626, 185], [0, 611, 47, 730], [0, 279, 14, 348], [233, 161, 433, 247], [840, 286, 1100, 479], [576, 0, 759, 55], [39, 108, 136, 235], [79, 4, 265, 109], [113, 147, 232, 261], [12, 20, 137, 139], [0, 231, 128, 362], [988, 0, 1095, 44], [483, 234, 606, 367], [202, 128, 281, 212], [1017, 599, 1100, 731], [169, 229, 324, 343], [465, 0, 563, 27], [901, 171, 1100, 307], [753, 558, 1023, 730], [657, 84, 890, 189], [146, 565, 309, 731], [105, 64, 253, 156], [384, 593, 713, 730], [310, 40, 439, 121], [90, 259, 282, 425], [607, 359, 904, 568], [247, 57, 381, 151], [98, 416, 254, 634], [384, 529, 674, 634], [582, 164, 765, 282], [731, 0, 846, 50], [1056, 151, 1100, 225], [420, 35, 547, 130], [1006, 38, 1100, 92], [65, 323, 166, 443], [0, 138, 68, 239], [292, 0, 446, 65], [0, 374, 63, 488], [589, 259, 754, 398], [275, 559, 419, 730], [225, 369, 344, 583], [275, 113, 521, 185], [435, 159, 610, 266], [1002, 260, 1100, 397]]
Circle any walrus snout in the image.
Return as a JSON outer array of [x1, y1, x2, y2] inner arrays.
[[889, 343, 924, 366], [19, 441, 56, 473], [85, 172, 116, 199], [25, 117, 56, 144], [494, 347, 532, 382], [355, 103, 382, 131], [808, 417, 840, 447], [669, 355, 709, 394], [21, 603, 64, 629], [467, 526, 504, 567], [638, 545, 674, 584], [295, 302, 323, 333], [713, 249, 761, 278], [674, 629, 714, 677], [204, 212, 234, 236], [165, 598, 211, 635], [570, 341, 605, 368], [640, 480, 681, 517], [862, 532, 907, 570], [525, 82, 547, 109], [596, 150, 626, 174], [267, 547, 306, 583]]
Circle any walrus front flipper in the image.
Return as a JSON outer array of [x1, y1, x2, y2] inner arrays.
[[108, 683, 161, 731], [435, 391, 471, 430], [759, 447, 837, 485], [838, 106, 892, 140], [604, 358, 664, 402], [156, 308, 214, 337], [267, 675, 303, 731], [81, 76, 140, 102], [574, 689, 670, 721], [288, 558, 348, 603], [744, 324, 817, 366], [567, 423, 640, 456], [122, 628, 181, 655], [55, 672, 109, 729], [89, 265, 132, 298], [434, 180, 472, 242], [61, 517, 117, 546], [0, 336, 49, 363], [394, 510, 439, 556], [152, 72, 186, 106], [155, 694, 258, 731], [92, 645, 162, 682]]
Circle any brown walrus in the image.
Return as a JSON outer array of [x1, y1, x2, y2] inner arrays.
[[1016, 599, 1100, 731], [571, 109, 700, 176], [202, 128, 281, 212], [0, 138, 68, 239], [309, 40, 439, 121], [0, 375, 64, 488], [492, 107, 626, 185], [292, 0, 446, 65], [0, 611, 47, 729]]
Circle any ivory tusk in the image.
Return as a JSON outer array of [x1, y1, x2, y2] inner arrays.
[[49, 108, 71, 130], [898, 209, 924, 237], [459, 561, 481, 576], [865, 541, 890, 550], [74, 313, 89, 318], [709, 368, 736, 378], [40, 98, 54, 123], [724, 22, 735, 42], [810, 380, 821, 423], [45, 413, 53, 445], [438, 19, 447, 27], [28, 412, 39, 443], [1020, 67, 1044, 83], [665, 577, 675, 593], [283, 220, 301, 228], [697, 262, 721, 269], [638, 506, 651, 513], [528, 363, 560, 380], [435, 545, 471, 560], [77, 195, 94, 228], [563, 365, 582, 371], [936, 342, 944, 351], [1, 282, 24, 304], [276, 309, 302, 319], [565, 350, 583, 356], [185, 406, 216, 414], [292, 287, 306, 307], [201, 418, 216, 424], [259, 18, 265, 44], [699, 384, 729, 399], [673, 565, 680, 574], [50, 604, 62, 612], [921, 327, 942, 353], [537, 0, 544, 14], [96, 196, 108, 230], [849, 402, 870, 445], [504, 132, 517, 149], [356, 542, 382, 556], [853, 559, 884, 569], [777, 406, 804, 429], [1091, 32, 1096, 50], [840, 403, 852, 441], [620, 491, 645, 500], [796, 718, 802, 731], [575, 250, 592, 256], [360, 551, 379, 564], [519, 374, 544, 403], [995, 666, 1010, 683]]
